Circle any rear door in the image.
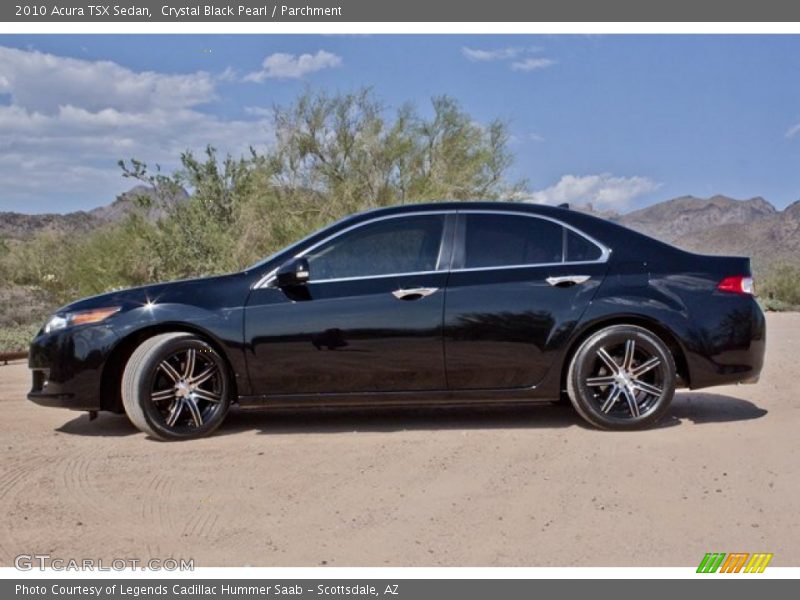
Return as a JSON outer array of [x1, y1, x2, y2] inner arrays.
[[444, 211, 610, 390]]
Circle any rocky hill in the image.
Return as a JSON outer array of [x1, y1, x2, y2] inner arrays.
[[575, 194, 799, 273], [617, 194, 778, 243], [0, 185, 188, 240], [667, 200, 800, 273]]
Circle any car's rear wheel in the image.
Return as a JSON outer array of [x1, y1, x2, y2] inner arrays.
[[566, 324, 676, 430], [122, 333, 231, 440]]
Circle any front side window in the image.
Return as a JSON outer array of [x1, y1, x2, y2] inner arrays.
[[463, 214, 564, 269], [306, 214, 445, 280]]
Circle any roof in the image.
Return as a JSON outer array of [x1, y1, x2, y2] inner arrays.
[[353, 200, 574, 219]]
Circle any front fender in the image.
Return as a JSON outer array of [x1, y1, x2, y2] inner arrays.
[[109, 302, 249, 395]]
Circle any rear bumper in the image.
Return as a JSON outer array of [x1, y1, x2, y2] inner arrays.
[[686, 297, 766, 390]]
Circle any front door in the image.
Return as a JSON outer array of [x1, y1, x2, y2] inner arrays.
[[245, 213, 453, 396]]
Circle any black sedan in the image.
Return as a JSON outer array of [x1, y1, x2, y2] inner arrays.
[[28, 202, 766, 439]]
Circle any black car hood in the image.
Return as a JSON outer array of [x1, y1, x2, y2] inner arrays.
[[55, 272, 252, 314]]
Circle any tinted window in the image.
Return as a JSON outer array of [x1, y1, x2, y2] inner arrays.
[[307, 215, 444, 280], [463, 214, 563, 268], [566, 229, 602, 262]]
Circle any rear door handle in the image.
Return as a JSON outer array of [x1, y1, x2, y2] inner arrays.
[[392, 287, 439, 300], [546, 275, 591, 287]]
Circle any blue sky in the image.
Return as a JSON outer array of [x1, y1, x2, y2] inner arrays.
[[2, 34, 800, 214]]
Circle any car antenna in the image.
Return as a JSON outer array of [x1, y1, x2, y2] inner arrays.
[[557, 202, 570, 209]]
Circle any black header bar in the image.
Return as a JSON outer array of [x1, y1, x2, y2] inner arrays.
[[5, 0, 800, 23]]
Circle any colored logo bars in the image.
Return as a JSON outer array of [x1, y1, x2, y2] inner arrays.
[[697, 553, 773, 573]]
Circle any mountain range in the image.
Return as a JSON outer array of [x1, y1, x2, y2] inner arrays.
[[0, 186, 188, 240], [576, 194, 800, 273], [2, 190, 798, 274]]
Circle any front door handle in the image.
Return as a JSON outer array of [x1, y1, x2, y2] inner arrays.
[[392, 287, 439, 301], [546, 275, 591, 287]]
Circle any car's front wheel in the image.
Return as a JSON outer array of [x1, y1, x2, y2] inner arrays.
[[122, 332, 231, 440], [566, 324, 676, 430]]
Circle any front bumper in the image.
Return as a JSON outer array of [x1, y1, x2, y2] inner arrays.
[[27, 324, 118, 411]]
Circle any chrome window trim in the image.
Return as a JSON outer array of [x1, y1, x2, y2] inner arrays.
[[253, 207, 611, 288], [254, 210, 452, 289], [293, 269, 444, 285], [450, 259, 606, 275]]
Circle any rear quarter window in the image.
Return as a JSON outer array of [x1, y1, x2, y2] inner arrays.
[[566, 229, 603, 262]]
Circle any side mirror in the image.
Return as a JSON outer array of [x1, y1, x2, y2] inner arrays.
[[275, 257, 310, 288]]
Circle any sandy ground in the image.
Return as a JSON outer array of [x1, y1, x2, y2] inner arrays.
[[1, 313, 798, 568]]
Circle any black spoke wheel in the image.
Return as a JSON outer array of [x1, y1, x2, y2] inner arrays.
[[566, 325, 676, 430], [122, 333, 231, 440]]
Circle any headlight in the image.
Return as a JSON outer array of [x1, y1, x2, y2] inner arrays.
[[43, 307, 121, 334]]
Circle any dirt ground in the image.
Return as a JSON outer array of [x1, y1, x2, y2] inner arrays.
[[1, 312, 798, 567]]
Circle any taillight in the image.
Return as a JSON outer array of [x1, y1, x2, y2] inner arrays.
[[717, 275, 754, 295]]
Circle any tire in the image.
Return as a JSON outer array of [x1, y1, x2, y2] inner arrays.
[[566, 324, 676, 430], [121, 332, 231, 440]]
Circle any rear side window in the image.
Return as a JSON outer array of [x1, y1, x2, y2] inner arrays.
[[566, 229, 603, 262], [463, 214, 563, 269]]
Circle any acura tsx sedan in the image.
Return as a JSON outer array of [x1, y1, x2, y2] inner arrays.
[[28, 202, 766, 439]]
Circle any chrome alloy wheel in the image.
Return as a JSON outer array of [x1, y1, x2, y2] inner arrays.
[[150, 348, 224, 430], [585, 338, 666, 419]]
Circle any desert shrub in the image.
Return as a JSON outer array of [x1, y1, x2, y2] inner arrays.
[[759, 264, 800, 310], [0, 322, 40, 353], [0, 285, 51, 327], [0, 232, 74, 301], [64, 215, 157, 298], [0, 217, 156, 306]]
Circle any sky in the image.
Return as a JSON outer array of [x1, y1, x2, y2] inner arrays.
[[2, 34, 800, 214]]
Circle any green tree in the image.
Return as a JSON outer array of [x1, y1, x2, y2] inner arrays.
[[269, 89, 522, 211]]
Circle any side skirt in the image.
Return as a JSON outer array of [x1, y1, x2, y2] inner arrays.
[[237, 387, 557, 409]]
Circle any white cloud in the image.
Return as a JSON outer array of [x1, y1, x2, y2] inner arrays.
[[0, 104, 272, 212], [509, 132, 546, 145], [461, 45, 557, 73], [511, 57, 557, 72], [527, 174, 661, 210], [243, 50, 342, 82], [244, 106, 273, 118], [461, 46, 521, 62], [217, 66, 239, 82], [0, 46, 271, 213], [785, 122, 800, 138], [0, 46, 216, 114]]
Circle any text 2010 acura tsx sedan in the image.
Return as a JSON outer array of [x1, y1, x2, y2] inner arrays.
[[28, 202, 766, 439]]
